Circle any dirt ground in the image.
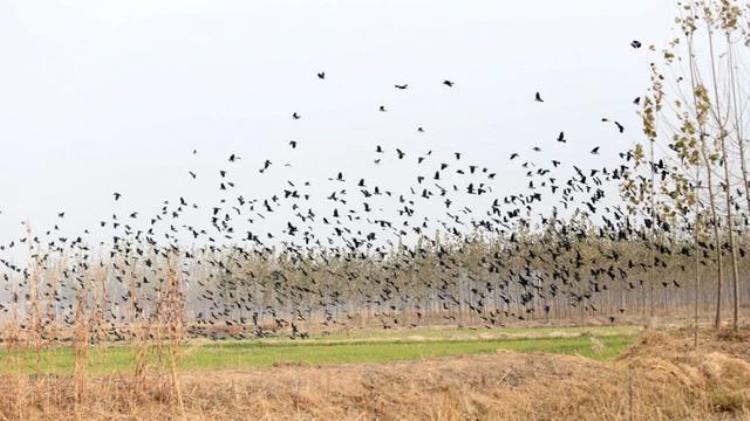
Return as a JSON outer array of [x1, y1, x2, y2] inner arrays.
[[2, 327, 750, 420]]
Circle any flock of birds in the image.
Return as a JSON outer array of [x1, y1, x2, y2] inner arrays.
[[0, 40, 728, 341]]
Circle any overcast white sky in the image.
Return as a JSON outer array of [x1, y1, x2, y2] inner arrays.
[[0, 1, 675, 246]]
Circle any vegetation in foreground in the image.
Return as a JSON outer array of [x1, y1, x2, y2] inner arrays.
[[1, 326, 749, 420]]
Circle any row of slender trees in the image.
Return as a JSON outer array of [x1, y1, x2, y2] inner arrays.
[[626, 0, 750, 331]]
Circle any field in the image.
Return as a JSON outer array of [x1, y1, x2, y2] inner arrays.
[[1, 325, 638, 374], [2, 323, 750, 420]]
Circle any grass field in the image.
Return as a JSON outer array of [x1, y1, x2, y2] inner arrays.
[[1, 325, 640, 374], [2, 326, 750, 420]]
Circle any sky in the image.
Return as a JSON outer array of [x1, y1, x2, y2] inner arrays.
[[0, 0, 677, 249]]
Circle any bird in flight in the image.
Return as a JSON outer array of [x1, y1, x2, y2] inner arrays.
[[379, 105, 387, 112], [590, 146, 600, 155], [317, 72, 325, 79], [395, 84, 408, 90], [443, 80, 454, 87], [289, 140, 297, 149], [557, 132, 567, 143], [292, 112, 301, 120], [113, 192, 122, 201], [630, 40, 642, 49], [601, 118, 624, 133]]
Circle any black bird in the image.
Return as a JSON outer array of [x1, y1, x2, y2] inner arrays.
[[631, 40, 642, 49], [557, 132, 566, 143], [113, 192, 122, 201], [289, 140, 297, 149], [379, 105, 387, 112], [395, 84, 408, 90], [535, 92, 544, 102], [443, 80, 454, 87], [590, 147, 600, 155], [317, 72, 325, 79], [292, 112, 301, 120]]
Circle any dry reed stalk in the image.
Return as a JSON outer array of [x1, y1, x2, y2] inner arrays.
[[73, 290, 89, 419], [123, 255, 152, 409], [163, 253, 186, 417]]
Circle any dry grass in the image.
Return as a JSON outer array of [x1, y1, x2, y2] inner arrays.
[[1, 327, 749, 420]]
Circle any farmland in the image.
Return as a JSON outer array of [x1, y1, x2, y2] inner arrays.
[[2, 325, 750, 420], [0, 325, 637, 374]]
